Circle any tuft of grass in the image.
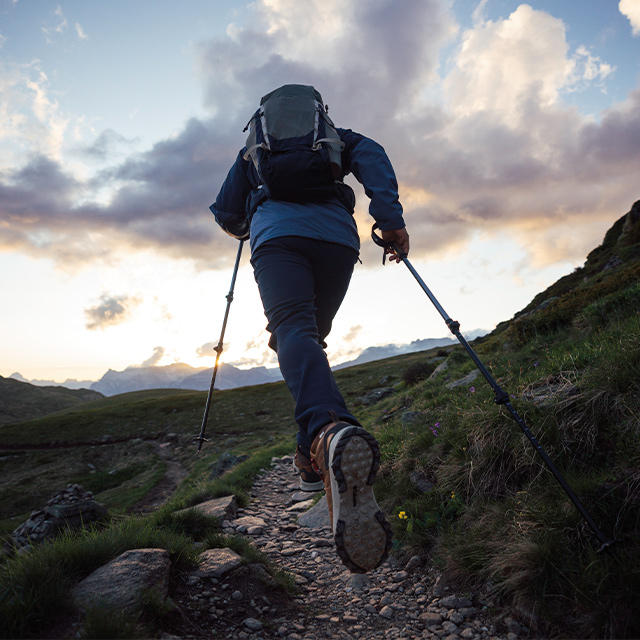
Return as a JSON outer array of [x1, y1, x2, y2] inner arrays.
[[77, 587, 177, 639], [78, 604, 150, 639]]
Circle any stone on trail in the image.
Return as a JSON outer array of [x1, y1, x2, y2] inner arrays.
[[291, 491, 318, 502], [243, 617, 263, 631], [297, 494, 331, 529], [345, 572, 370, 592], [194, 547, 242, 578], [234, 515, 267, 532], [285, 498, 316, 512], [439, 594, 473, 609]]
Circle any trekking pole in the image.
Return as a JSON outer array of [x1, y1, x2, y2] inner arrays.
[[371, 224, 616, 552], [195, 240, 244, 453]]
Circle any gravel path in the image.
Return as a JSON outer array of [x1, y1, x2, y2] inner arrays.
[[168, 455, 527, 640]]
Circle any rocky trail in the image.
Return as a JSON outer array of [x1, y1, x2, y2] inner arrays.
[[158, 455, 525, 640]]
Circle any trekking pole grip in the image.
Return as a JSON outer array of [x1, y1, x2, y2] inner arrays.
[[371, 223, 407, 264]]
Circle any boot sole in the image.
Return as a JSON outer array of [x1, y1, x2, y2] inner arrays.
[[328, 426, 393, 573]]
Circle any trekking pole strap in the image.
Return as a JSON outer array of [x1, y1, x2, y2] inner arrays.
[[370, 223, 408, 264]]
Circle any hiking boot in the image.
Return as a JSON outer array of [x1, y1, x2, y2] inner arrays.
[[294, 446, 324, 492], [310, 418, 392, 573]]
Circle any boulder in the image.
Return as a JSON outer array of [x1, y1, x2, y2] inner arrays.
[[73, 548, 170, 611], [174, 495, 238, 521]]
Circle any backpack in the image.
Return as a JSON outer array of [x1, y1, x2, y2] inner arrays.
[[243, 84, 345, 202]]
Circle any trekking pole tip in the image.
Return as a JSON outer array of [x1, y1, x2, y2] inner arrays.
[[194, 435, 210, 453], [596, 538, 620, 554]]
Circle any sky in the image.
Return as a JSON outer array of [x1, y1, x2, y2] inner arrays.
[[1, 0, 639, 385]]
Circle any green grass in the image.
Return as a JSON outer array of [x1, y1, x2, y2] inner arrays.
[[0, 376, 103, 427], [366, 309, 640, 638]]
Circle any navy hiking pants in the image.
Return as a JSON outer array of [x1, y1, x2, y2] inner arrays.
[[250, 236, 360, 450]]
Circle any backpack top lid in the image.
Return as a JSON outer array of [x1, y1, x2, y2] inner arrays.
[[255, 84, 327, 144], [259, 84, 324, 107]]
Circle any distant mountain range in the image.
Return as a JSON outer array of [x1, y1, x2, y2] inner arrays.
[[87, 362, 284, 396], [9, 331, 487, 397]]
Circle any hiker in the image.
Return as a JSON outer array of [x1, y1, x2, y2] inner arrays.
[[210, 84, 409, 573]]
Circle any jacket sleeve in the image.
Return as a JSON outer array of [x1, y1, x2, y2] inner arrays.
[[209, 150, 254, 239], [338, 128, 405, 230]]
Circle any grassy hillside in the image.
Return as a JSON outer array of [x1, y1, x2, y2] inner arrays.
[[0, 376, 103, 426], [0, 203, 638, 638], [362, 204, 640, 638]]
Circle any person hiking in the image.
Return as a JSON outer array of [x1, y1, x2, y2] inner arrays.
[[210, 84, 409, 573]]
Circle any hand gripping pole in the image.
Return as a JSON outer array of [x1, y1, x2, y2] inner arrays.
[[195, 240, 244, 452], [371, 224, 615, 552]]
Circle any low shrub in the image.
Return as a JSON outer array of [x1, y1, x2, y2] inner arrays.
[[402, 361, 437, 386]]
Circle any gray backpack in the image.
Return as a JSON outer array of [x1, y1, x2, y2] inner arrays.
[[243, 84, 345, 202]]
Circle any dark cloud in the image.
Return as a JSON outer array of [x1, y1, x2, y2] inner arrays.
[[79, 129, 137, 160], [84, 294, 140, 330], [0, 118, 243, 267]]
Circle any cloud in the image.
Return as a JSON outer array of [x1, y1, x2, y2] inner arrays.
[[75, 23, 88, 40], [343, 325, 362, 342], [620, 0, 640, 35], [137, 346, 165, 368], [0, 61, 69, 163], [0, 120, 238, 267], [79, 129, 137, 160], [84, 294, 141, 330], [573, 46, 614, 83], [443, 5, 574, 123], [196, 342, 217, 358], [41, 5, 68, 40]]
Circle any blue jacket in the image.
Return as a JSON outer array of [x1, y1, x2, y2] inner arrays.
[[210, 127, 405, 254]]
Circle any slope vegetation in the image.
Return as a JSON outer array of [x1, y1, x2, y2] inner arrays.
[[0, 376, 103, 426], [365, 201, 640, 638]]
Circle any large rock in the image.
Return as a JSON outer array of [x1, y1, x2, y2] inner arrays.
[[446, 369, 479, 390], [73, 548, 171, 610]]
